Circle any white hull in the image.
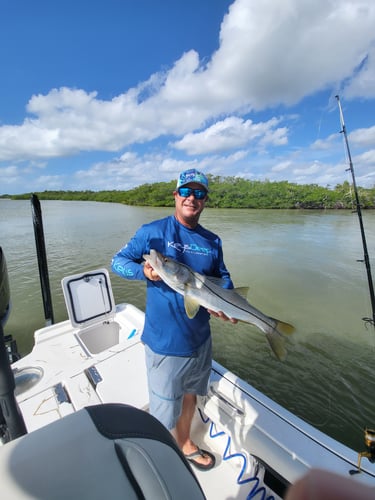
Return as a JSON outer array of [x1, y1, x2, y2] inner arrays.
[[1, 268, 375, 498]]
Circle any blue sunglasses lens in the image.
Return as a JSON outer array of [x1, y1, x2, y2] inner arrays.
[[178, 187, 207, 199]]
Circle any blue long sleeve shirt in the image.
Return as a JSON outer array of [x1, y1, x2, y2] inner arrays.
[[111, 215, 233, 356]]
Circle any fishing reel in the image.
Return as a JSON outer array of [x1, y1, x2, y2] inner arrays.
[[352, 428, 375, 474]]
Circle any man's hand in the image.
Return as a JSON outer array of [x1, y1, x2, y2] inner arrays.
[[143, 262, 161, 281], [207, 309, 238, 324]]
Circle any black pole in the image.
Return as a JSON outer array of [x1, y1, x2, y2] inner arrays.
[[336, 95, 375, 327], [30, 194, 54, 325]]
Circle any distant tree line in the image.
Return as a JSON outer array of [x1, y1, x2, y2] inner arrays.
[[2, 176, 375, 209]]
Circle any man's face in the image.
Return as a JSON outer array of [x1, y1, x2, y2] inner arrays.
[[174, 182, 208, 225]]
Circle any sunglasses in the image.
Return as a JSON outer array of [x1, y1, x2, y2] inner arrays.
[[177, 187, 207, 200]]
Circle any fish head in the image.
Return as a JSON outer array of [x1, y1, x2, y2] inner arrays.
[[143, 250, 192, 286], [143, 249, 165, 271]]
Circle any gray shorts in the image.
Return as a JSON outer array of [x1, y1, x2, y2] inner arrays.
[[144, 337, 212, 430]]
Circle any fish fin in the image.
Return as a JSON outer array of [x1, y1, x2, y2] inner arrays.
[[271, 319, 295, 336], [234, 286, 249, 299], [184, 294, 201, 319], [265, 330, 288, 362], [205, 276, 229, 287]]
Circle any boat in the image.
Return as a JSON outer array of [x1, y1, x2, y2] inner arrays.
[[1, 236, 375, 499]]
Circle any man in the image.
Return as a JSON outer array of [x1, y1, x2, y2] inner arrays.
[[111, 168, 235, 471]]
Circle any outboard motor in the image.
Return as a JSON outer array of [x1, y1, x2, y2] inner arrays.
[[0, 247, 27, 443]]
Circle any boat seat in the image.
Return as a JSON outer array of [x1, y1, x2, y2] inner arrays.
[[0, 403, 206, 499]]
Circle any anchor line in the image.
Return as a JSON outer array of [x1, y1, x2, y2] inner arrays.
[[336, 95, 375, 328]]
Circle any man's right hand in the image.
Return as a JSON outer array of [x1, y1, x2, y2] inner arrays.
[[143, 262, 161, 281]]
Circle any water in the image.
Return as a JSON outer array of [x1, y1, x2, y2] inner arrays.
[[1, 199, 375, 451]]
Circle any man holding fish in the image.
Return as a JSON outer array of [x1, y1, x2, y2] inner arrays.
[[111, 168, 236, 471], [112, 168, 294, 471]]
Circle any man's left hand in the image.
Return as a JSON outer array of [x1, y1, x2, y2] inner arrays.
[[207, 309, 238, 324]]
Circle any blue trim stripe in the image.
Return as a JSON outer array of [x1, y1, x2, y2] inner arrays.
[[197, 408, 275, 500]]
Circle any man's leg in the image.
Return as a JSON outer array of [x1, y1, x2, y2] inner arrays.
[[173, 393, 213, 467]]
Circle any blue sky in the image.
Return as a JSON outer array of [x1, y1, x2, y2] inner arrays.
[[1, 0, 375, 195]]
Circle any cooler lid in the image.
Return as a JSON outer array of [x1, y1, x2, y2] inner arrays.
[[61, 268, 115, 328]]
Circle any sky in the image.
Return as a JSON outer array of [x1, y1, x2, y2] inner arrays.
[[1, 0, 375, 195]]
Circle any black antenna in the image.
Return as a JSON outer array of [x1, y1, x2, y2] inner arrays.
[[336, 95, 375, 327]]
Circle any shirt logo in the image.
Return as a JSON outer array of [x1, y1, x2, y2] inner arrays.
[[168, 241, 211, 255]]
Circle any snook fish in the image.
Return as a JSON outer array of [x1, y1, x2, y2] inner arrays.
[[143, 249, 295, 361]]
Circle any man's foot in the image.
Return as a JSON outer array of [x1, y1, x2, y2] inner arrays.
[[184, 447, 216, 471]]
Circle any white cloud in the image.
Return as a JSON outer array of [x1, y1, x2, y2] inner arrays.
[[73, 152, 198, 191], [311, 134, 339, 151], [172, 116, 287, 154], [206, 0, 375, 108], [354, 149, 375, 168], [349, 125, 375, 148], [272, 161, 292, 173]]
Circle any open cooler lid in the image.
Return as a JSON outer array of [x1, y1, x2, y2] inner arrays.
[[61, 269, 115, 328]]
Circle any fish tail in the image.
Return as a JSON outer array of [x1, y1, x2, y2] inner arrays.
[[274, 319, 295, 336], [265, 320, 295, 361], [265, 330, 287, 361]]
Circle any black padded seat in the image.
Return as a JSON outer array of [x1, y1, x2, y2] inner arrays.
[[0, 403, 206, 499]]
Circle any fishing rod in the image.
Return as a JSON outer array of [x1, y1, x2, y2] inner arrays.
[[335, 95, 375, 327]]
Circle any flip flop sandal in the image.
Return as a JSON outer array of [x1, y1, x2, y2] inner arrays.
[[185, 447, 216, 471]]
